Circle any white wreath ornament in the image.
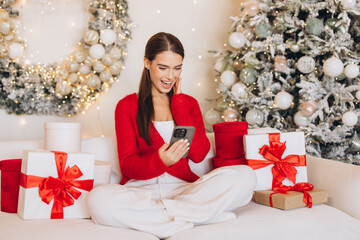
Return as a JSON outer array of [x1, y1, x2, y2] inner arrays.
[[0, 0, 133, 116]]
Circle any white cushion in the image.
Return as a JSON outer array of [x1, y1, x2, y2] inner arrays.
[[0, 211, 158, 240], [166, 201, 360, 240]]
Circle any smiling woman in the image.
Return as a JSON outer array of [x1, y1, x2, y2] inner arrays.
[[0, 0, 133, 116]]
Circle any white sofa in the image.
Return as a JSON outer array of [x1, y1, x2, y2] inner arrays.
[[0, 131, 359, 240]]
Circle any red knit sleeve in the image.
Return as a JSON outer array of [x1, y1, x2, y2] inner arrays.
[[171, 94, 210, 163], [115, 95, 168, 184]]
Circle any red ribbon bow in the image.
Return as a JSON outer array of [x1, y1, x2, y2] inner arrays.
[[20, 151, 94, 219], [247, 133, 306, 188], [270, 182, 314, 208]]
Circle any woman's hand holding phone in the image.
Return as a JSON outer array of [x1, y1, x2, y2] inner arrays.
[[158, 139, 189, 166]]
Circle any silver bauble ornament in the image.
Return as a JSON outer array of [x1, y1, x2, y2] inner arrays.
[[297, 56, 315, 74], [231, 82, 247, 98], [245, 109, 264, 126], [349, 132, 360, 153]]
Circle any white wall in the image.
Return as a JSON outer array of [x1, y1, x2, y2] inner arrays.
[[0, 0, 240, 141]]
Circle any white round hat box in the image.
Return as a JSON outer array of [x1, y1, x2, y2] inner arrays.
[[94, 160, 112, 187], [44, 122, 82, 152]]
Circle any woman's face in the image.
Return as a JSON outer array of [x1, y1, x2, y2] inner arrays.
[[145, 51, 183, 95]]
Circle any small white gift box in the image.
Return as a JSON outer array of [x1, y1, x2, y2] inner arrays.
[[18, 150, 94, 220], [244, 132, 307, 190]]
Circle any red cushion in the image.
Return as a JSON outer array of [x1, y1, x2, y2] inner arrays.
[[0, 159, 22, 213], [212, 157, 247, 169]]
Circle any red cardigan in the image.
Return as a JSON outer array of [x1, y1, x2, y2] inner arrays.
[[115, 93, 210, 185]]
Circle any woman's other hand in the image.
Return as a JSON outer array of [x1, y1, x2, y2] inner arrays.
[[173, 77, 182, 94], [158, 139, 189, 166]]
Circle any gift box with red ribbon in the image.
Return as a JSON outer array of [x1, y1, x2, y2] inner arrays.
[[18, 150, 94, 220], [254, 183, 328, 210], [244, 132, 307, 190]]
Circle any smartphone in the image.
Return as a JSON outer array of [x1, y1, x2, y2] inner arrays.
[[169, 126, 195, 158]]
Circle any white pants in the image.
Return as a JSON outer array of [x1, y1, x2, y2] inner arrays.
[[86, 165, 256, 239]]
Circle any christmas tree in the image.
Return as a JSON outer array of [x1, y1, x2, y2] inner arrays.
[[207, 0, 360, 164]]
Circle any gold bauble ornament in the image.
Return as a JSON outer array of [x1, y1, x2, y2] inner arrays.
[[101, 54, 114, 66], [109, 61, 122, 75], [93, 61, 105, 73], [68, 73, 79, 84], [79, 64, 91, 75], [73, 50, 86, 63], [56, 80, 72, 95], [84, 30, 99, 45], [100, 70, 112, 82], [84, 56, 94, 67], [88, 74, 101, 89], [0, 43, 9, 57], [67, 61, 80, 73], [110, 47, 122, 59], [233, 59, 243, 71]]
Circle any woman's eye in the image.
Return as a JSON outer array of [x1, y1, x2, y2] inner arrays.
[[159, 67, 167, 70], [175, 67, 182, 70]]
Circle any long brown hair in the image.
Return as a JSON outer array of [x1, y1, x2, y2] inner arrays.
[[137, 32, 184, 145]]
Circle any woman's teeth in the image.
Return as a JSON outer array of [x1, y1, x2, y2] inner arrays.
[[161, 80, 172, 85]]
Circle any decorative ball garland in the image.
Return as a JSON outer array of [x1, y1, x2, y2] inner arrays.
[[0, 0, 133, 116]]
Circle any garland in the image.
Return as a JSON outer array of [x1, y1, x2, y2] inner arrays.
[[0, 0, 133, 116]]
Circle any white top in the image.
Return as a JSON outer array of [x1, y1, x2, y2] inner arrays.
[[152, 120, 175, 143], [125, 120, 188, 199]]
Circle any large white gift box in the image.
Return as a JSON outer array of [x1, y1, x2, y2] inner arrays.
[[18, 150, 94, 220], [244, 132, 307, 190]]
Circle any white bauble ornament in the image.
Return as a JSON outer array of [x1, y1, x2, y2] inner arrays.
[[341, 0, 356, 9], [56, 81, 72, 95], [228, 32, 246, 49], [93, 61, 105, 72], [84, 56, 94, 67], [89, 44, 105, 59], [0, 20, 11, 35], [88, 74, 101, 89], [294, 111, 310, 127], [84, 30, 99, 45], [9, 43, 24, 59], [73, 50, 86, 63], [0, 43, 9, 57], [109, 61, 122, 75], [245, 109, 264, 126], [204, 109, 221, 124], [100, 70, 112, 82], [301, 101, 317, 117], [297, 56, 315, 74], [323, 57, 344, 77], [4, 33, 13, 42], [274, 91, 293, 110], [79, 64, 91, 75], [356, 90, 360, 100], [100, 29, 117, 45], [110, 47, 122, 59], [101, 54, 114, 66], [222, 108, 239, 122], [67, 61, 79, 73], [289, 43, 300, 53], [231, 82, 247, 98], [342, 111, 358, 126], [214, 60, 225, 72], [68, 73, 79, 84], [0, 9, 9, 19], [344, 64, 359, 79], [220, 70, 237, 87], [244, 0, 260, 17]]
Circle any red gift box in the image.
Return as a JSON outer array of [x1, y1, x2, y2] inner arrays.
[[0, 159, 22, 213], [213, 121, 248, 160]]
